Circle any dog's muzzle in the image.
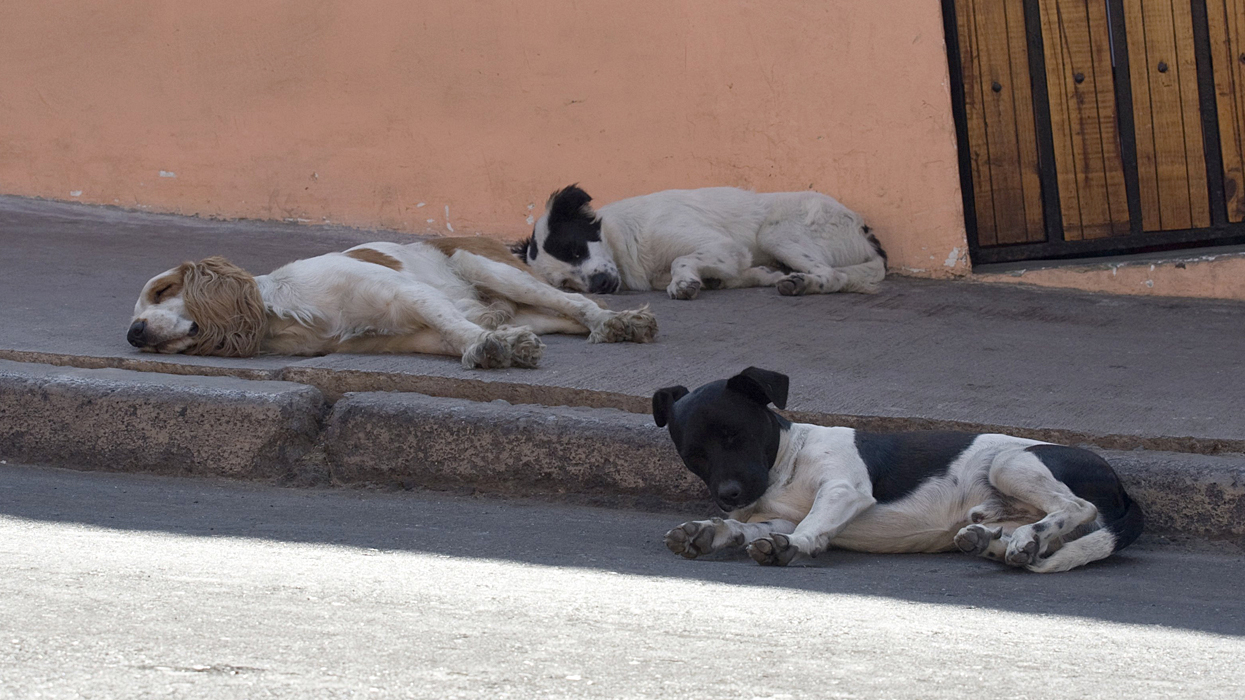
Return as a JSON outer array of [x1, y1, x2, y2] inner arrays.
[[587, 271, 620, 294], [715, 479, 747, 511], [127, 320, 148, 347]]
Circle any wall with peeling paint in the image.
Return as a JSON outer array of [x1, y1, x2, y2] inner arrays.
[[0, 1, 969, 277]]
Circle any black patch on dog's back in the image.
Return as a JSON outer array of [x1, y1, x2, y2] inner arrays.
[[853, 431, 977, 503], [543, 184, 601, 263]]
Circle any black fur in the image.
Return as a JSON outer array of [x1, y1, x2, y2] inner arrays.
[[864, 228, 888, 268], [725, 367, 789, 410], [853, 431, 977, 503], [542, 184, 602, 264], [653, 371, 791, 511], [1026, 445, 1144, 552], [652, 385, 689, 428], [510, 235, 536, 262]]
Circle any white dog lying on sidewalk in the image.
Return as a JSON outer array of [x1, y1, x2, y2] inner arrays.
[[128, 237, 656, 368], [513, 185, 887, 299]]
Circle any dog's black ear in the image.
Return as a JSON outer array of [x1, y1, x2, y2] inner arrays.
[[726, 367, 789, 409], [547, 184, 596, 225], [652, 385, 690, 427], [510, 235, 536, 261]]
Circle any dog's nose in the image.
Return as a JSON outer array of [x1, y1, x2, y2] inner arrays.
[[587, 272, 619, 294], [127, 320, 148, 347], [716, 480, 744, 508]]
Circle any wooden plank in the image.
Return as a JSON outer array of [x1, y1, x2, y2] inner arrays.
[[1208, 0, 1245, 222], [1003, 0, 1047, 242], [1040, 0, 1131, 240], [1125, 1, 1162, 228], [971, 0, 1047, 244], [1125, 0, 1210, 231], [1040, 0, 1084, 238], [1172, 0, 1211, 228], [957, 0, 999, 246]]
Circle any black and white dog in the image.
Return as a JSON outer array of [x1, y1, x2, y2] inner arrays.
[[513, 185, 887, 300], [653, 368, 1144, 573]]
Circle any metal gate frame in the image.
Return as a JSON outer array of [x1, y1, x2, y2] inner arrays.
[[943, 0, 1245, 265]]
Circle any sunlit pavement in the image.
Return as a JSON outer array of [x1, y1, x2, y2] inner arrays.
[[2, 464, 1242, 699]]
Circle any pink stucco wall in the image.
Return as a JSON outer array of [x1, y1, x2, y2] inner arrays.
[[0, 1, 969, 276]]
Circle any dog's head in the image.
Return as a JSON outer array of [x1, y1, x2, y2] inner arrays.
[[512, 184, 621, 294], [129, 257, 266, 357], [653, 367, 791, 511]]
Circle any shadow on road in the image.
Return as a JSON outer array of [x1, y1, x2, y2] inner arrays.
[[2, 463, 1241, 638]]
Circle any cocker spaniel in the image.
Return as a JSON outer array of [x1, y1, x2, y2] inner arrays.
[[128, 237, 657, 369]]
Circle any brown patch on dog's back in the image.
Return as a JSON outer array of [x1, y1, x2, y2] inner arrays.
[[345, 248, 403, 271], [427, 237, 539, 279]]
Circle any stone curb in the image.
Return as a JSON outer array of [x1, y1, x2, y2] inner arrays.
[[1104, 450, 1245, 542], [0, 359, 323, 479], [3, 349, 1242, 457], [323, 392, 703, 504], [1, 360, 1241, 541]]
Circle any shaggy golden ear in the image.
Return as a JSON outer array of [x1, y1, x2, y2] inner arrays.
[[180, 256, 266, 357]]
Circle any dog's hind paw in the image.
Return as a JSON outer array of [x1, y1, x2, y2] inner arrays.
[[1005, 528, 1041, 567], [505, 326, 545, 371], [746, 534, 798, 566], [954, 524, 1002, 556], [776, 273, 810, 296], [461, 332, 512, 369], [667, 278, 702, 300], [589, 305, 658, 344]]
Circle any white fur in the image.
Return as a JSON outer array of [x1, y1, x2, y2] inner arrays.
[[669, 426, 1121, 573], [131, 240, 656, 368], [528, 187, 886, 299]]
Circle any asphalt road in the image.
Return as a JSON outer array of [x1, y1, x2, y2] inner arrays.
[[1, 464, 1243, 699]]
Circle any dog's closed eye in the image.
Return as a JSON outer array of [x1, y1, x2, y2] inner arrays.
[[686, 454, 710, 475], [153, 283, 181, 301]]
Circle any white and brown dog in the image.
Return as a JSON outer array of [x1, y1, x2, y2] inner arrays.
[[128, 237, 657, 368], [654, 368, 1144, 573], [514, 185, 887, 299]]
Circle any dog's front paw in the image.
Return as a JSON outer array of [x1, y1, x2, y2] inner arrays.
[[667, 278, 702, 300], [776, 273, 810, 296], [746, 534, 799, 566], [461, 327, 545, 369], [665, 518, 737, 559], [588, 305, 658, 344], [955, 523, 1002, 556], [1005, 526, 1040, 567]]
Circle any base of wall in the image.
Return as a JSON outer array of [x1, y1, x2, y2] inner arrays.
[[971, 246, 1245, 302]]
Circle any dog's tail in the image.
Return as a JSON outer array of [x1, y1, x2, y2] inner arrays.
[[1025, 498, 1144, 574], [838, 256, 888, 294], [862, 225, 888, 269], [834, 225, 888, 294]]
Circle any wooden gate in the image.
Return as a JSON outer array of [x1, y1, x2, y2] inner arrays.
[[944, 0, 1245, 264]]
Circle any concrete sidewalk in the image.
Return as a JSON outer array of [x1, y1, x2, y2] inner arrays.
[[1, 195, 1243, 540], [3, 195, 1243, 453]]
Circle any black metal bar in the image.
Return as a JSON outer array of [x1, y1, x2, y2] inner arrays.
[[971, 221, 1245, 264], [1106, 0, 1144, 234], [1190, 0, 1231, 227], [942, 0, 983, 258], [1022, 0, 1065, 246]]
